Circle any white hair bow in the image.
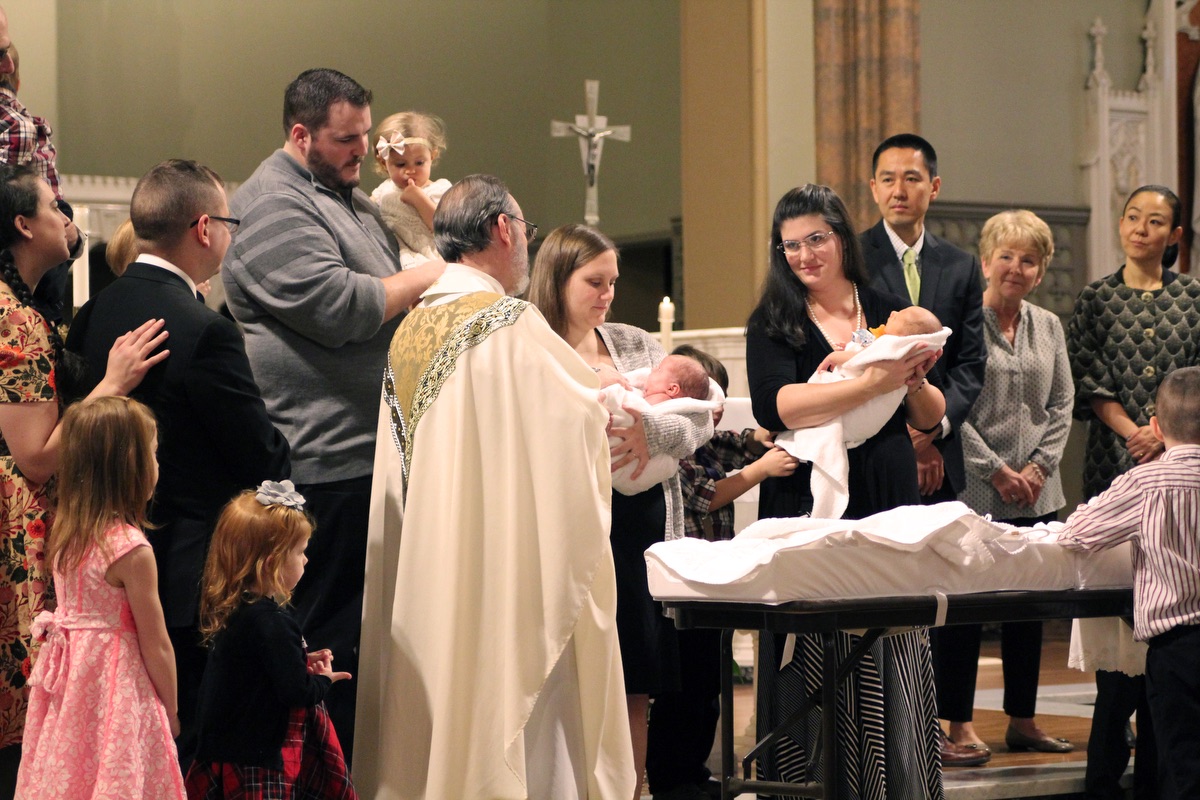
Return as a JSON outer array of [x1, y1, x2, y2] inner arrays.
[[376, 133, 432, 160], [255, 479, 307, 510]]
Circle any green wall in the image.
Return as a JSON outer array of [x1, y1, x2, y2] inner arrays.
[[922, 0, 1149, 206], [53, 0, 1152, 236], [55, 0, 681, 241]]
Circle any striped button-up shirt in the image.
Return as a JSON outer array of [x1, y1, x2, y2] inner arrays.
[[1058, 444, 1200, 641]]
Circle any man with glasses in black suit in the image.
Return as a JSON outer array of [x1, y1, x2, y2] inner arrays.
[[67, 159, 291, 766]]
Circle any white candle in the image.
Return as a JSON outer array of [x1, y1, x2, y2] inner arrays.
[[658, 295, 675, 352], [72, 206, 90, 312]]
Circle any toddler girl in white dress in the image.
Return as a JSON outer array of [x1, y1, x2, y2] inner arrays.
[[370, 111, 452, 269]]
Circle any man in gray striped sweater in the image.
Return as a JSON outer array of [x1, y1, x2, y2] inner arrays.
[[221, 67, 444, 764]]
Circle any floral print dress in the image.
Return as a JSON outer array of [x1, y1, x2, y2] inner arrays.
[[0, 280, 55, 749]]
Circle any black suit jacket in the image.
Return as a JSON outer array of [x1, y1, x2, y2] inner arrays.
[[66, 263, 291, 627], [859, 220, 987, 494]]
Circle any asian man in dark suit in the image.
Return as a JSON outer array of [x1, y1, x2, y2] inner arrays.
[[860, 133, 989, 767], [860, 133, 986, 502], [65, 159, 290, 766]]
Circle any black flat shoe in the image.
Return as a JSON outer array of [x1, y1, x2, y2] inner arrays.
[[1005, 725, 1074, 753]]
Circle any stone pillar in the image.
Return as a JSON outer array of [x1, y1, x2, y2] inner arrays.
[[680, 0, 816, 328]]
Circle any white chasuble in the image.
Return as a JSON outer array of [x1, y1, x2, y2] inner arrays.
[[355, 279, 634, 799]]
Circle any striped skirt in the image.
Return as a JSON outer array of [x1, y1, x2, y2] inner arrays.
[[756, 628, 944, 800]]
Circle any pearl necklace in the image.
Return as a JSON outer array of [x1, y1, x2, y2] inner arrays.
[[806, 283, 862, 348]]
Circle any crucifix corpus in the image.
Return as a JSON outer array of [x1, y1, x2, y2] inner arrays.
[[552, 80, 631, 226]]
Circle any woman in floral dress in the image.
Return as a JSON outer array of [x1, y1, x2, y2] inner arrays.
[[0, 164, 165, 789]]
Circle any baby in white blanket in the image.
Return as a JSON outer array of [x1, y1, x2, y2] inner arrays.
[[776, 306, 951, 518], [600, 355, 724, 495]]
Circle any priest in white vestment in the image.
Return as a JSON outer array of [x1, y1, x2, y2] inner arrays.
[[355, 175, 635, 800]]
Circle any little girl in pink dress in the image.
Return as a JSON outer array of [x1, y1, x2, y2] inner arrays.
[[16, 397, 185, 799]]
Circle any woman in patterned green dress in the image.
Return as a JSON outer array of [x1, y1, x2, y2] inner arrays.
[[1068, 185, 1200, 497], [0, 165, 165, 788]]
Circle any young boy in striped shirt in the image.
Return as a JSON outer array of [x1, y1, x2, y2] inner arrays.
[[1058, 366, 1200, 800]]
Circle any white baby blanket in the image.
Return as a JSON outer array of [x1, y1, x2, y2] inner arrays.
[[775, 327, 952, 519], [600, 367, 724, 495]]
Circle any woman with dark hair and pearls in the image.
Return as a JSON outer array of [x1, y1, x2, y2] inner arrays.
[[1067, 184, 1200, 799], [0, 164, 165, 789], [747, 184, 947, 797]]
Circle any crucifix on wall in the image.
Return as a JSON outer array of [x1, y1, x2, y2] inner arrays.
[[552, 80, 631, 226]]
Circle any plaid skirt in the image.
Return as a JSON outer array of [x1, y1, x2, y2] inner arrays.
[[185, 703, 357, 800]]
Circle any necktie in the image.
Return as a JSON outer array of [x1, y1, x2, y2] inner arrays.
[[902, 248, 920, 304]]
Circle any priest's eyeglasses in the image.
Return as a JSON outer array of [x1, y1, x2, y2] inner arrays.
[[190, 215, 241, 234], [505, 213, 538, 243], [777, 230, 836, 256]]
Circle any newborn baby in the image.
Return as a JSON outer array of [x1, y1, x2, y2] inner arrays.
[[810, 305, 947, 445], [827, 305, 944, 363], [775, 306, 951, 518], [600, 355, 724, 495]]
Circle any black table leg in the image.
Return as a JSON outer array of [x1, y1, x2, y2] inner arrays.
[[720, 628, 735, 800]]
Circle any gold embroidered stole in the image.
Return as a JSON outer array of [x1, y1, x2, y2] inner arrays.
[[382, 292, 526, 485]]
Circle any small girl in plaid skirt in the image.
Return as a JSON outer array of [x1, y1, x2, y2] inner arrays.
[[185, 482, 356, 800]]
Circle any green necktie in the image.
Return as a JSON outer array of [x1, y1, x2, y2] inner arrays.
[[902, 248, 920, 304]]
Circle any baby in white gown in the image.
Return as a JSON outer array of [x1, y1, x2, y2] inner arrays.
[[599, 355, 724, 495], [370, 111, 452, 269], [776, 306, 951, 518]]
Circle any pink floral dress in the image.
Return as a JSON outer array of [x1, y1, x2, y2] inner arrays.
[[15, 524, 185, 798], [0, 281, 55, 749]]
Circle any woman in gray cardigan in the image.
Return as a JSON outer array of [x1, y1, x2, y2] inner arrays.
[[529, 224, 712, 800]]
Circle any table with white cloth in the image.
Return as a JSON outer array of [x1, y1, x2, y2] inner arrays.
[[646, 502, 1135, 800]]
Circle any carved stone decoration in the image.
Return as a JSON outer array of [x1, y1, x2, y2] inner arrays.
[[1111, 117, 1148, 212], [1082, 1, 1177, 282], [1180, 0, 1200, 42], [1139, 19, 1157, 92], [1087, 18, 1110, 89]]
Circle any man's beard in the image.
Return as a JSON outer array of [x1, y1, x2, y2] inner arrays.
[[308, 147, 360, 192], [510, 248, 530, 297]]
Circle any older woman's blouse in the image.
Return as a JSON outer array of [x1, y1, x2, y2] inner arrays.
[[1067, 268, 1200, 499], [960, 302, 1073, 518]]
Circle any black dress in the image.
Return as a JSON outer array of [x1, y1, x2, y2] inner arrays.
[[611, 487, 679, 694], [747, 286, 943, 799]]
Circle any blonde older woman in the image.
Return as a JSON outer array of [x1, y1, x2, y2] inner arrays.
[[937, 210, 1075, 758]]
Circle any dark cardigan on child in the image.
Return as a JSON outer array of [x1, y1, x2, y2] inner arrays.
[[192, 597, 332, 769]]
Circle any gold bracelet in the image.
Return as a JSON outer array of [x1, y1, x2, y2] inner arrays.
[[1026, 461, 1046, 481]]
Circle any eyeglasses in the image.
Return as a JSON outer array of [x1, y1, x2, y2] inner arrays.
[[505, 213, 538, 243], [777, 230, 836, 256], [189, 215, 241, 234]]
